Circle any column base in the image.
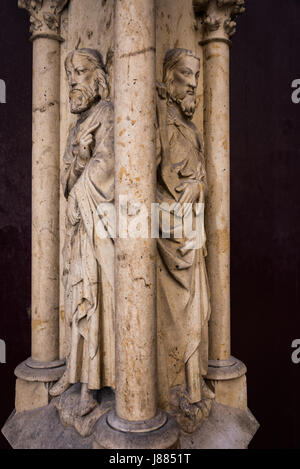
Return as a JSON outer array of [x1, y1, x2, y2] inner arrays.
[[93, 409, 180, 449], [206, 356, 248, 410], [14, 357, 66, 412]]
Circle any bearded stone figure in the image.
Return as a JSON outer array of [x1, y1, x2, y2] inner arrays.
[[156, 48, 214, 432], [50, 48, 115, 418]]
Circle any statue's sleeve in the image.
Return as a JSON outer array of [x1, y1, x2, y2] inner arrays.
[[61, 126, 82, 199], [86, 103, 115, 202]]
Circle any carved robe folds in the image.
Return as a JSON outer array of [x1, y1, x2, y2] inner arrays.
[[157, 105, 210, 407], [61, 100, 115, 390]]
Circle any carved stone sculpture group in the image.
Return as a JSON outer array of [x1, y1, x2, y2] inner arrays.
[[50, 46, 214, 435]]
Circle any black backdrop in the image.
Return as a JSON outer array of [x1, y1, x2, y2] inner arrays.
[[0, 0, 299, 449]]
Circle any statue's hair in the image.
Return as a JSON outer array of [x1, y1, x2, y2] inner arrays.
[[163, 48, 200, 87], [65, 48, 110, 100]]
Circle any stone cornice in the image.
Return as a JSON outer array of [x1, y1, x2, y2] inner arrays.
[[18, 0, 69, 41], [193, 0, 245, 44]]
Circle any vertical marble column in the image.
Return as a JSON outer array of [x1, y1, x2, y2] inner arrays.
[[14, 0, 68, 413], [94, 0, 179, 449], [193, 0, 248, 409], [114, 0, 157, 423]]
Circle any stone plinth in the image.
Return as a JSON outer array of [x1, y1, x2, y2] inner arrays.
[[2, 398, 259, 450]]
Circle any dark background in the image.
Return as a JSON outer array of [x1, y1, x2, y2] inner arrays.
[[0, 0, 299, 449]]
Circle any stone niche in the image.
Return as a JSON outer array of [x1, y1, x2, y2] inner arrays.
[[2, 0, 259, 449]]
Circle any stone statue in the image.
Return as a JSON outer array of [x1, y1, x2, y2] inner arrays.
[[156, 48, 214, 432], [50, 48, 115, 418]]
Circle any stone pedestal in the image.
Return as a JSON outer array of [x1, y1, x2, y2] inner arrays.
[[2, 396, 259, 449]]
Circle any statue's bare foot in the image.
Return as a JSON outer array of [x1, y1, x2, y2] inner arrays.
[[49, 371, 71, 397], [202, 380, 215, 400], [78, 384, 98, 417]]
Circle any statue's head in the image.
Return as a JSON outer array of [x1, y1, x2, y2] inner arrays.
[[163, 48, 200, 119], [65, 48, 110, 114]]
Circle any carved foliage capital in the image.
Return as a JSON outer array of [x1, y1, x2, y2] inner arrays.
[[18, 0, 69, 38], [193, 0, 245, 40]]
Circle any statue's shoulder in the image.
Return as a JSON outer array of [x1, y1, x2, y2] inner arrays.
[[85, 100, 114, 133], [97, 99, 114, 119]]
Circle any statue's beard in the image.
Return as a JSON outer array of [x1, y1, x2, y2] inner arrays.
[[69, 81, 100, 114], [168, 85, 196, 119]]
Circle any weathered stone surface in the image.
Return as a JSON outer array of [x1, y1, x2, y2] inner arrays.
[[181, 402, 259, 449], [213, 375, 248, 411], [206, 356, 248, 410], [2, 401, 258, 449], [94, 412, 180, 450], [15, 379, 50, 414], [53, 384, 114, 437], [113, 0, 157, 424], [2, 407, 93, 449]]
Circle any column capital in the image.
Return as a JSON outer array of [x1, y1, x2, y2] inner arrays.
[[193, 0, 245, 45], [18, 0, 69, 42]]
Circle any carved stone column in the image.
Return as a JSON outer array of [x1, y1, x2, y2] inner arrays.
[[94, 0, 179, 449], [194, 0, 247, 410], [14, 0, 68, 413]]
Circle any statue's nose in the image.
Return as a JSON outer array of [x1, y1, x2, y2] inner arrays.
[[189, 78, 197, 89], [70, 71, 77, 87]]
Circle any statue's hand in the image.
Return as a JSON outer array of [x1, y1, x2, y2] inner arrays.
[[78, 123, 100, 162]]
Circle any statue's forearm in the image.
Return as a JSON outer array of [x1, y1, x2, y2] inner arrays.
[[63, 158, 86, 198]]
